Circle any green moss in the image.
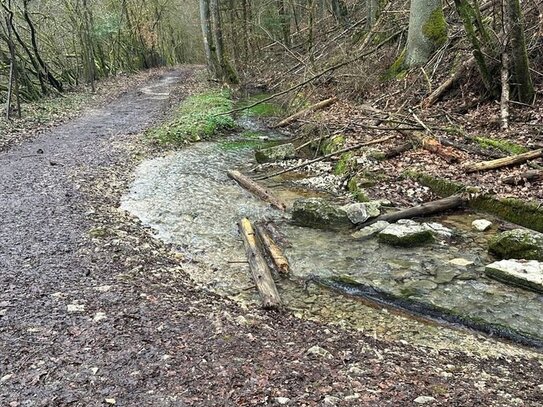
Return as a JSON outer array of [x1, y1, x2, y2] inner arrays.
[[238, 94, 284, 117], [406, 170, 543, 232], [473, 136, 529, 155], [422, 8, 448, 47], [383, 49, 407, 80], [147, 89, 235, 144], [321, 134, 345, 155], [347, 176, 370, 202], [334, 152, 356, 175], [488, 229, 543, 261]]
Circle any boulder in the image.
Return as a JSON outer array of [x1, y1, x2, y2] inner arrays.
[[422, 222, 454, 240], [351, 221, 390, 240], [488, 228, 543, 261], [292, 198, 352, 230], [472, 219, 492, 232], [485, 259, 543, 293], [255, 143, 296, 163], [378, 223, 435, 247]]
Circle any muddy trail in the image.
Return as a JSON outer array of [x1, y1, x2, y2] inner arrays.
[[1, 67, 543, 406]]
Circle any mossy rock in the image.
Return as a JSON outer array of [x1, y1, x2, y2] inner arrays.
[[334, 152, 357, 175], [291, 198, 352, 230], [473, 136, 528, 155], [255, 143, 296, 163], [321, 135, 346, 155], [488, 229, 543, 261], [378, 224, 435, 247]]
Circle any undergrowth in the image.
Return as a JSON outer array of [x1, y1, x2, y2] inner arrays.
[[148, 89, 235, 143], [238, 94, 284, 117]]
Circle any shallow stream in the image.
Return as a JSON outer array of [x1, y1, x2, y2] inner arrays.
[[121, 121, 543, 357]]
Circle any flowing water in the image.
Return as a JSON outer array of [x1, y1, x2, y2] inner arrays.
[[121, 123, 543, 357]]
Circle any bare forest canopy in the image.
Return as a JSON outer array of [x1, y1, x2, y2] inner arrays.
[[2, 0, 542, 120], [0, 0, 202, 109]]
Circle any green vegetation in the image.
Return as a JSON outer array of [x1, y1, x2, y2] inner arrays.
[[238, 94, 284, 117], [473, 136, 529, 155], [383, 50, 407, 80], [347, 176, 370, 202], [334, 152, 356, 175], [148, 89, 235, 144]]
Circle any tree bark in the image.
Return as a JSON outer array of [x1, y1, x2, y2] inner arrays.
[[238, 218, 282, 309], [255, 224, 290, 275], [199, 0, 219, 78], [405, 0, 447, 66], [502, 170, 543, 185]]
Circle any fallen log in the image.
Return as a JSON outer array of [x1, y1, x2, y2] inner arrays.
[[464, 149, 543, 173], [255, 134, 396, 180], [384, 142, 415, 159], [227, 170, 287, 210], [358, 194, 468, 228], [502, 170, 543, 185], [255, 224, 290, 275], [410, 132, 463, 164], [274, 97, 338, 128], [422, 57, 476, 108], [238, 218, 282, 309]]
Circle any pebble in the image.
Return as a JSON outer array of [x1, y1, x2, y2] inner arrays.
[[306, 345, 333, 359], [67, 304, 85, 313], [323, 395, 340, 405], [414, 395, 436, 404], [275, 397, 291, 404], [448, 258, 474, 267]]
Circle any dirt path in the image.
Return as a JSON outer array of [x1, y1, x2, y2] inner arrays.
[[1, 67, 542, 406]]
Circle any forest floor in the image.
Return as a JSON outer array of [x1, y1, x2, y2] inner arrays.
[[1, 66, 543, 407]]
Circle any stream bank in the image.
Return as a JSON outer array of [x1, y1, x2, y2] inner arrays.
[[121, 108, 543, 356]]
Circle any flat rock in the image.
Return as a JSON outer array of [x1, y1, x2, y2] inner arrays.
[[485, 259, 543, 293], [351, 221, 390, 240], [292, 198, 352, 230], [489, 229, 543, 261], [254, 143, 296, 163], [378, 223, 435, 247], [423, 222, 454, 239], [472, 219, 492, 231], [448, 258, 474, 267]]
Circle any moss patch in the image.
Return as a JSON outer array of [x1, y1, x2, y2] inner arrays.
[[321, 134, 346, 155], [383, 49, 407, 80], [473, 136, 529, 155], [238, 94, 284, 117], [147, 89, 235, 144], [423, 8, 448, 47], [406, 170, 543, 232], [334, 152, 356, 175], [347, 176, 370, 202]]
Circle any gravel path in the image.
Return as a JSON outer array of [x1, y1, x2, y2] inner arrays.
[[1, 67, 542, 406]]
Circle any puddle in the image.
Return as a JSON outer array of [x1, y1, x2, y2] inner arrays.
[[121, 120, 543, 357]]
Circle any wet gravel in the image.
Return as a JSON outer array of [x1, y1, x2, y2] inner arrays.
[[1, 67, 543, 406]]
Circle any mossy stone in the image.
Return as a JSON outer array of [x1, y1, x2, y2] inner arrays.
[[347, 176, 370, 202], [334, 152, 356, 175], [488, 229, 543, 261], [321, 135, 345, 155], [291, 198, 352, 230], [255, 143, 296, 163], [378, 224, 435, 247]]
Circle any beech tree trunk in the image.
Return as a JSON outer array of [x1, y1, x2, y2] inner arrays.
[[405, 0, 447, 66], [199, 0, 219, 78]]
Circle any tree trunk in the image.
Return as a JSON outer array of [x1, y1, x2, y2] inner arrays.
[[405, 0, 447, 66], [504, 0, 534, 104], [199, 0, 219, 78], [276, 0, 291, 47], [366, 0, 379, 29], [464, 149, 543, 173]]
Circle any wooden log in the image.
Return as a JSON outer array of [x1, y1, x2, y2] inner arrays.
[[384, 141, 415, 159], [274, 97, 338, 128], [238, 218, 282, 309], [464, 149, 543, 173], [227, 170, 287, 210], [502, 170, 543, 185], [411, 132, 463, 163], [255, 224, 290, 275], [358, 194, 468, 228], [422, 57, 476, 108]]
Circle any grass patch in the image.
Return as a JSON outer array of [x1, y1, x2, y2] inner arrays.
[[148, 89, 235, 144], [473, 136, 529, 155], [238, 94, 284, 118]]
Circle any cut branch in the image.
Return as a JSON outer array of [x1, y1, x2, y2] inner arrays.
[[502, 170, 543, 185], [238, 218, 282, 309], [464, 149, 543, 173], [358, 194, 468, 228], [422, 57, 476, 107], [274, 97, 338, 128], [227, 170, 287, 210]]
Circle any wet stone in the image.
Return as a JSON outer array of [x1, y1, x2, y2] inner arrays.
[[489, 228, 543, 261], [472, 219, 492, 232], [448, 258, 474, 267], [401, 279, 438, 296], [352, 221, 390, 240], [254, 143, 296, 163], [378, 223, 435, 247], [485, 259, 543, 293], [432, 270, 460, 284], [423, 222, 454, 240], [292, 198, 352, 230]]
